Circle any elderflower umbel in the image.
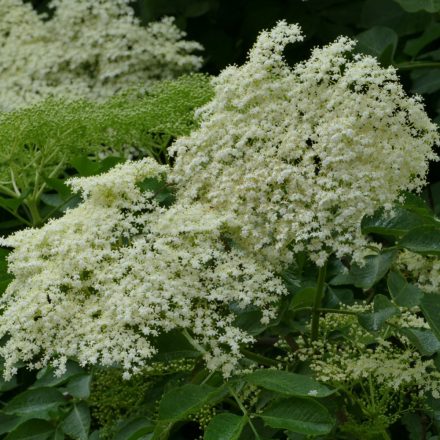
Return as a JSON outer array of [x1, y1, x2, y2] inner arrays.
[[171, 21, 438, 266], [0, 159, 286, 379], [0, 0, 203, 110]]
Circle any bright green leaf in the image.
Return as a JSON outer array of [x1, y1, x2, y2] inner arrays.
[[259, 397, 334, 436], [204, 413, 246, 440], [60, 403, 90, 440], [399, 226, 440, 255], [245, 370, 334, 398], [387, 271, 423, 307]]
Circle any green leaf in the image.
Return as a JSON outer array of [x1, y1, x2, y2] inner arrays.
[[324, 287, 354, 308], [0, 247, 12, 295], [233, 308, 267, 336], [393, 0, 440, 12], [400, 226, 440, 255], [42, 177, 72, 199], [358, 294, 400, 332], [158, 384, 227, 422], [204, 413, 246, 440], [361, 206, 436, 237], [412, 69, 440, 94], [60, 403, 90, 440], [98, 156, 125, 173], [420, 294, 440, 341], [151, 330, 200, 362], [32, 361, 84, 388], [290, 287, 316, 309], [356, 26, 398, 65], [114, 417, 154, 440], [400, 328, 440, 356], [71, 156, 101, 177], [330, 250, 397, 289], [387, 271, 423, 308], [259, 397, 334, 436], [137, 177, 175, 207], [402, 413, 424, 440], [0, 373, 18, 392], [66, 375, 91, 400], [0, 197, 22, 211], [3, 388, 65, 419], [404, 23, 440, 57], [361, 0, 431, 36], [245, 370, 334, 398], [5, 419, 54, 440], [0, 412, 26, 435], [51, 428, 65, 440]]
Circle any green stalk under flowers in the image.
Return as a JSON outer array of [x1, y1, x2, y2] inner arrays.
[[311, 262, 328, 341]]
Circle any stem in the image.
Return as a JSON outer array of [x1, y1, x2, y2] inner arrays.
[[10, 169, 21, 196], [293, 306, 358, 316], [0, 206, 32, 227], [0, 184, 19, 198], [318, 308, 358, 316], [381, 430, 391, 440], [396, 61, 440, 70], [311, 263, 328, 341], [182, 329, 207, 355], [241, 348, 281, 367], [228, 386, 261, 440], [26, 199, 42, 226]]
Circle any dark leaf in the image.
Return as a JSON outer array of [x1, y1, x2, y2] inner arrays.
[[358, 294, 400, 332], [204, 413, 247, 440], [259, 397, 334, 436], [387, 271, 423, 308], [245, 370, 334, 398]]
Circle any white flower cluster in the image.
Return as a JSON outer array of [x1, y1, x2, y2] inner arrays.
[[0, 22, 438, 380], [297, 307, 440, 402], [0, 159, 286, 379], [171, 21, 438, 266], [0, 0, 203, 111], [398, 251, 440, 294]]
